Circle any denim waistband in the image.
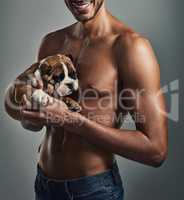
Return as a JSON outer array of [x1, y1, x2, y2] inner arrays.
[[36, 160, 123, 196]]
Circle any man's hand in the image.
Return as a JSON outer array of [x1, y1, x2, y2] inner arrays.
[[18, 75, 45, 131], [20, 97, 71, 127], [20, 95, 44, 131]]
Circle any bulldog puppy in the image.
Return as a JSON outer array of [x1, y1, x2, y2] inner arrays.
[[14, 54, 81, 113]]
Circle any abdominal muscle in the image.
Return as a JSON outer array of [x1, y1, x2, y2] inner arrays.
[[38, 101, 116, 180]]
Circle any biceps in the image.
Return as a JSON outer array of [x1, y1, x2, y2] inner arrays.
[[122, 90, 166, 136]]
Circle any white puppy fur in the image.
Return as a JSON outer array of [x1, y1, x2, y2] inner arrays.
[[31, 89, 53, 106]]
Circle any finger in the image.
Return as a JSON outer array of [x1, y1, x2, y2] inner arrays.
[[21, 94, 26, 106], [47, 99, 68, 111], [21, 110, 45, 123], [22, 94, 32, 109], [23, 94, 31, 106]]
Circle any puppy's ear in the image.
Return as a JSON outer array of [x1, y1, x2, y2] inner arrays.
[[66, 54, 74, 62], [17, 62, 39, 80]]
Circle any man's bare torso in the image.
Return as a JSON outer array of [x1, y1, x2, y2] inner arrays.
[[4, 0, 167, 184], [38, 18, 130, 179]]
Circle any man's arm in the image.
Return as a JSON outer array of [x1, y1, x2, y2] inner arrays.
[[63, 35, 168, 167], [20, 34, 168, 166]]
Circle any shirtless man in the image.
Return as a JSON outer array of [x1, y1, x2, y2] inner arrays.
[[4, 0, 168, 199]]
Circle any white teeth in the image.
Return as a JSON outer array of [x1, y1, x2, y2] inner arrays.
[[71, 1, 90, 9], [79, 4, 89, 9], [73, 2, 89, 6]]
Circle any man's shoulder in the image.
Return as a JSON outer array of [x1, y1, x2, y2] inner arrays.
[[115, 27, 151, 54], [114, 26, 159, 87], [113, 23, 154, 64], [38, 23, 76, 60], [42, 23, 76, 43]]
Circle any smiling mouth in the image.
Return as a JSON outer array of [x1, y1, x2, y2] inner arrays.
[[70, 0, 93, 14]]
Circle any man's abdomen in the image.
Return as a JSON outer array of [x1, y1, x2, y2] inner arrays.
[[38, 101, 117, 180]]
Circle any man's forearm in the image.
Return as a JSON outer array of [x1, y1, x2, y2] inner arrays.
[[4, 85, 43, 131], [63, 112, 166, 167], [4, 85, 22, 121]]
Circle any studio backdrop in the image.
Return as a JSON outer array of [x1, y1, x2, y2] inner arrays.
[[0, 0, 183, 199]]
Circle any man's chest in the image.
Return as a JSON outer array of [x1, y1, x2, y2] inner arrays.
[[58, 37, 118, 92]]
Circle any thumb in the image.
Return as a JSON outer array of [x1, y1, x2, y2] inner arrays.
[[21, 94, 32, 110]]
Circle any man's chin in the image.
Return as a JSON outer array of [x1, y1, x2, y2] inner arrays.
[[75, 14, 93, 22]]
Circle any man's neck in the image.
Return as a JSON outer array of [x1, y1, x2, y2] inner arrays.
[[76, 6, 112, 38]]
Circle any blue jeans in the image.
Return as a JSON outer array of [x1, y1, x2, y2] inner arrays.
[[34, 161, 124, 200]]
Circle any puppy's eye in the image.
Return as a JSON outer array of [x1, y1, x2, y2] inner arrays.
[[69, 72, 77, 79], [45, 66, 52, 74], [40, 64, 52, 75], [53, 74, 65, 83]]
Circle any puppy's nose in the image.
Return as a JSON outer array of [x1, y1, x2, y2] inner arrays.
[[66, 83, 73, 90]]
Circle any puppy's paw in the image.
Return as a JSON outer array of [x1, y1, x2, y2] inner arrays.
[[63, 97, 81, 112], [27, 70, 43, 89], [32, 89, 53, 107]]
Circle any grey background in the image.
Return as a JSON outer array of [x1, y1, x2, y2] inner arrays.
[[0, 0, 183, 199]]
